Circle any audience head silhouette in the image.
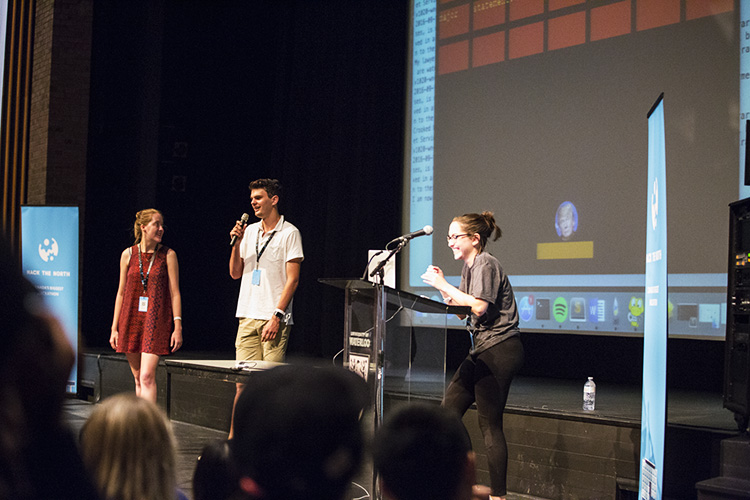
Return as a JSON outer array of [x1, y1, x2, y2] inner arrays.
[[80, 393, 181, 500], [193, 438, 243, 500], [374, 403, 477, 500], [231, 365, 368, 500], [0, 236, 99, 500]]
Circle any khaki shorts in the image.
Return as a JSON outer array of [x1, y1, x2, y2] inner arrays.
[[235, 317, 291, 362]]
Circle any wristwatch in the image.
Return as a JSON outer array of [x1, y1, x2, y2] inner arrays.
[[273, 309, 285, 320]]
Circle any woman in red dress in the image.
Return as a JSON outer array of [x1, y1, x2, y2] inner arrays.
[[110, 209, 183, 402]]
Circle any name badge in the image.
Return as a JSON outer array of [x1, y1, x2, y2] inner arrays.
[[139, 296, 149, 312], [252, 268, 262, 286]]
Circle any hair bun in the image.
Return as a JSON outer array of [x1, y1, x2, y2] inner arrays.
[[481, 211, 496, 227]]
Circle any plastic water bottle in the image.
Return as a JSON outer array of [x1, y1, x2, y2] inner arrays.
[[583, 377, 596, 411]]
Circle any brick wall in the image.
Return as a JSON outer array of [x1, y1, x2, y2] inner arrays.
[[28, 0, 93, 208]]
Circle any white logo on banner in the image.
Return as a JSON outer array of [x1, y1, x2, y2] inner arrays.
[[38, 238, 59, 262], [651, 177, 659, 230]]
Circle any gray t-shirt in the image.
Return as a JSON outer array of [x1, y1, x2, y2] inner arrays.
[[459, 251, 520, 354]]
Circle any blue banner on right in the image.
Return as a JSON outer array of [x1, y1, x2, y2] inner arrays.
[[640, 94, 668, 500]]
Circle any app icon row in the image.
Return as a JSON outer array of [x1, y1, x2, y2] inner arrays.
[[518, 295, 644, 327]]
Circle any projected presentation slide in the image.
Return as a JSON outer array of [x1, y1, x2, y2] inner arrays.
[[404, 0, 737, 339]]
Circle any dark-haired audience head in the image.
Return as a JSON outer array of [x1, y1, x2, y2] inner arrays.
[[231, 365, 368, 500], [193, 439, 243, 500], [0, 236, 96, 499], [0, 237, 73, 412], [373, 403, 475, 500]]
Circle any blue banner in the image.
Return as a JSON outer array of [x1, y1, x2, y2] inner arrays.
[[21, 206, 80, 394], [640, 95, 667, 500]]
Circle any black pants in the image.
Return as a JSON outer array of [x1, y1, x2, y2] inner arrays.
[[442, 335, 524, 497]]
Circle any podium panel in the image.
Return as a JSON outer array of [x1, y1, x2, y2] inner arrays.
[[320, 278, 470, 500]]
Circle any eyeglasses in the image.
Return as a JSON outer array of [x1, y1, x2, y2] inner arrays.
[[446, 233, 469, 243]]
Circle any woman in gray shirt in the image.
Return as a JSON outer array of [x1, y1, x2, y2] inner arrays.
[[421, 211, 524, 500]]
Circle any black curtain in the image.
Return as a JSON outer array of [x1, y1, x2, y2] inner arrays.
[[83, 1, 407, 360]]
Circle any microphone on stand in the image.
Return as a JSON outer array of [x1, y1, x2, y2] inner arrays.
[[230, 213, 250, 247], [369, 226, 434, 280], [388, 225, 433, 245]]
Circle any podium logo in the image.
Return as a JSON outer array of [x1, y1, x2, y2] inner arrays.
[[38, 238, 59, 262], [553, 297, 567, 323]]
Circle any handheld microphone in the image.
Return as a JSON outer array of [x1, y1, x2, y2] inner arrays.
[[230, 213, 250, 247]]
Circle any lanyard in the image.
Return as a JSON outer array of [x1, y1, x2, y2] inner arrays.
[[255, 228, 276, 269], [138, 245, 156, 294]]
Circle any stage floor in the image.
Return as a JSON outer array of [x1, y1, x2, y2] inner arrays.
[[505, 376, 737, 433], [381, 369, 737, 433]]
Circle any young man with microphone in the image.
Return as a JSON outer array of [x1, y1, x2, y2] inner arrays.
[[228, 178, 304, 438]]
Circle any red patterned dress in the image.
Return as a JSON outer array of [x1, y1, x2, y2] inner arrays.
[[117, 245, 173, 355]]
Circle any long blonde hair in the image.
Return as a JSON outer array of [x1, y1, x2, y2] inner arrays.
[[80, 394, 178, 500], [133, 209, 162, 244]]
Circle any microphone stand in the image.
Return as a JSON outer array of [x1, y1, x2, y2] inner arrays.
[[361, 250, 384, 281], [368, 239, 407, 284]]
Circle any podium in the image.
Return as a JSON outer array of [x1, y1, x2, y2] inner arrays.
[[320, 278, 469, 499]]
